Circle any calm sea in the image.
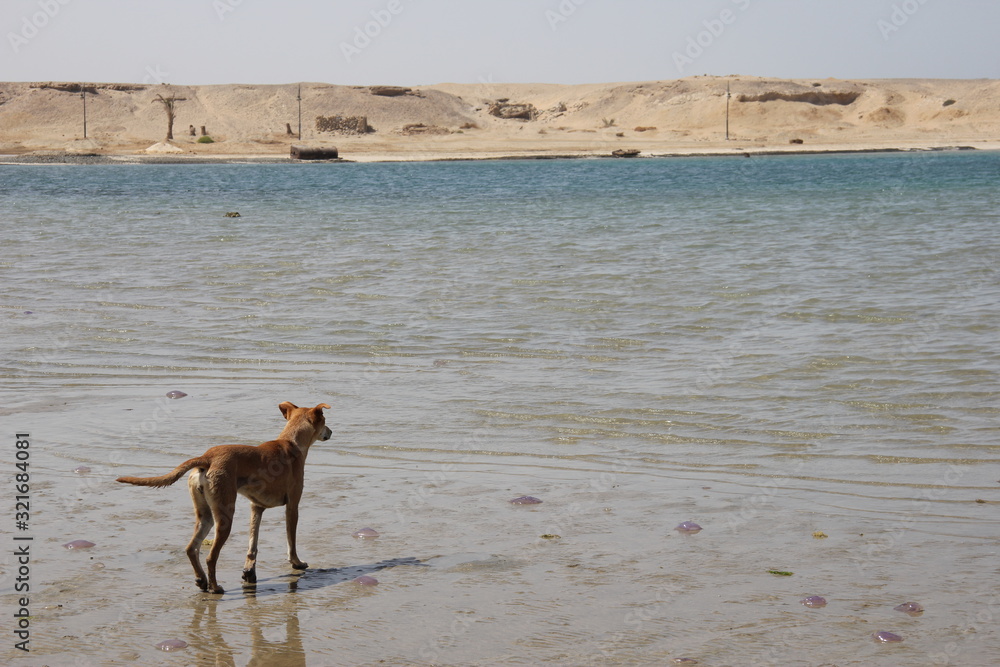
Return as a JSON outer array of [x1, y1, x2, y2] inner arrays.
[[1, 152, 998, 665]]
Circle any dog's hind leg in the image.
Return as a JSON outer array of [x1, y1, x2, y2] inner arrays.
[[201, 472, 238, 595], [204, 498, 235, 595], [285, 495, 308, 570], [186, 470, 214, 592], [241, 503, 265, 584]]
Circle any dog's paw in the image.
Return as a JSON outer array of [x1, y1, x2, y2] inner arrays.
[[195, 577, 209, 592], [290, 561, 308, 570], [241, 568, 257, 584], [210, 584, 225, 594]]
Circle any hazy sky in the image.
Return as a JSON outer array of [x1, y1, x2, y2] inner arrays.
[[3, 0, 998, 85]]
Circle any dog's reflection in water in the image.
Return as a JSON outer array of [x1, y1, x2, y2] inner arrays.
[[188, 557, 426, 665], [188, 595, 306, 667]]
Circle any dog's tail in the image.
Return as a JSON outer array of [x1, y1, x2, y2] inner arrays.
[[116, 456, 209, 488]]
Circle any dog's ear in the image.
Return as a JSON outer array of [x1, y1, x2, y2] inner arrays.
[[315, 403, 332, 412], [278, 402, 298, 418]]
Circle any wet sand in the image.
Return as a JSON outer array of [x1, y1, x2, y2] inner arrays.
[[6, 393, 997, 666]]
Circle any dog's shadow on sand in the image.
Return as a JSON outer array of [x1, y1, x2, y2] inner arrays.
[[241, 556, 427, 597]]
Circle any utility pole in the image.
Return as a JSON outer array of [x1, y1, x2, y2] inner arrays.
[[297, 84, 302, 139], [81, 85, 88, 139], [725, 80, 731, 141]]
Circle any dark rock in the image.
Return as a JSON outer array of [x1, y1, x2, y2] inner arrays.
[[369, 86, 412, 97], [400, 123, 451, 136], [291, 145, 340, 160], [315, 115, 373, 134], [488, 101, 537, 121], [738, 91, 860, 105]]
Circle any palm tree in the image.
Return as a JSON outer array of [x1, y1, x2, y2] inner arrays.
[[152, 93, 186, 141]]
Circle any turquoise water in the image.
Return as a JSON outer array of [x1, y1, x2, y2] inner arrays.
[[2, 152, 998, 665]]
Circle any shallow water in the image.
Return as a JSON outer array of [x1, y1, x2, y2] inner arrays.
[[1, 152, 998, 665]]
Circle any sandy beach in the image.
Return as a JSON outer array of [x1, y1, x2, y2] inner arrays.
[[2, 77, 999, 162]]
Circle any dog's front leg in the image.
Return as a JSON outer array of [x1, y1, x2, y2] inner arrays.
[[242, 503, 265, 584], [285, 501, 308, 570]]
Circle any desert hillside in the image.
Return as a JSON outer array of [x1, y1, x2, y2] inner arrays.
[[1, 76, 998, 160]]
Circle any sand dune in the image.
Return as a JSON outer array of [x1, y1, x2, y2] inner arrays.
[[1, 77, 998, 161]]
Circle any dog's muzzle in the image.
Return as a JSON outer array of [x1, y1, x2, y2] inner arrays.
[[320, 427, 332, 441]]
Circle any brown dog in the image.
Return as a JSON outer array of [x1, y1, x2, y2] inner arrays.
[[116, 401, 332, 593]]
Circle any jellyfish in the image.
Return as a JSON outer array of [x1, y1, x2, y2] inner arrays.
[[800, 596, 827, 608], [63, 540, 96, 549], [894, 602, 924, 615], [156, 639, 188, 651]]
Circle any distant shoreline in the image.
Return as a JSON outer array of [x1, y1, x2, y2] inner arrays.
[[3, 77, 998, 164], [0, 144, 986, 166]]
